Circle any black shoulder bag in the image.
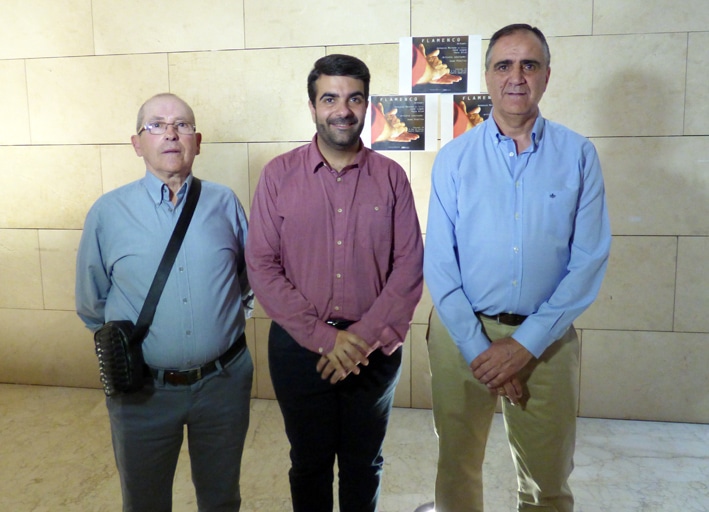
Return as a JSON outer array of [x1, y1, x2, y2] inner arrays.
[[93, 178, 202, 396]]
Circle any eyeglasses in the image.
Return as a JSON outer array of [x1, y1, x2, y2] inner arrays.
[[138, 121, 197, 135]]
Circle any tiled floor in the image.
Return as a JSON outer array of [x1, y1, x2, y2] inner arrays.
[[0, 384, 707, 511]]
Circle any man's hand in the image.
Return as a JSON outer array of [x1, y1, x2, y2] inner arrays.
[[316, 330, 370, 384], [491, 375, 523, 406], [471, 337, 533, 389]]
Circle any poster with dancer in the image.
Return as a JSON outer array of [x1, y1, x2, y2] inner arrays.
[[399, 35, 482, 95]]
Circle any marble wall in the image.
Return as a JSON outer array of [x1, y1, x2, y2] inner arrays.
[[0, 0, 706, 423]]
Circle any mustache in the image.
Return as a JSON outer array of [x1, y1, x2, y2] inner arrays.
[[328, 114, 358, 124]]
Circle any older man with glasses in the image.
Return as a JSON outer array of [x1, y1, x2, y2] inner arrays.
[[76, 93, 254, 512]]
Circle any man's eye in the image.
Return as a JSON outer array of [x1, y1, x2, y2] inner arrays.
[[149, 122, 164, 129], [176, 122, 188, 129]]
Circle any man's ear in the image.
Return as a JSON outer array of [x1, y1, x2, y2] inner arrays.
[[195, 132, 202, 155], [130, 134, 143, 157]]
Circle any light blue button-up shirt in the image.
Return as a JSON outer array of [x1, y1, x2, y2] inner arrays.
[[76, 172, 252, 370], [424, 114, 611, 364]]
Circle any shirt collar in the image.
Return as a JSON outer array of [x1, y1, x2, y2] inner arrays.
[[141, 171, 192, 206], [488, 110, 545, 150], [306, 134, 368, 176]]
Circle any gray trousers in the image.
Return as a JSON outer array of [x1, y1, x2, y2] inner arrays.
[[106, 346, 253, 512]]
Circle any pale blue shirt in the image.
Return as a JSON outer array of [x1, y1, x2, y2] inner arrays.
[[76, 172, 252, 370], [424, 113, 611, 364]]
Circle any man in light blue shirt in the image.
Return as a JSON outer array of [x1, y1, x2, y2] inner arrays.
[[424, 24, 611, 512], [76, 93, 253, 512]]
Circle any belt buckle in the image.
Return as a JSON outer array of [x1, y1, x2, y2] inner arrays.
[[194, 367, 202, 381]]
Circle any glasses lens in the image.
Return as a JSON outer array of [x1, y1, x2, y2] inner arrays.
[[144, 122, 195, 135], [176, 123, 196, 135]]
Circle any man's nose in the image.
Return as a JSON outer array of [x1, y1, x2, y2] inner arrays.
[[163, 124, 179, 138], [510, 65, 526, 82], [335, 99, 354, 116]]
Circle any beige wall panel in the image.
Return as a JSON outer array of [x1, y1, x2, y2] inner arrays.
[[412, 0, 592, 37], [244, 0, 409, 48], [0, 146, 102, 229], [410, 323, 432, 409], [39, 230, 82, 311], [543, 34, 686, 138], [0, 0, 93, 60], [0, 309, 99, 388], [412, 283, 433, 326], [194, 143, 251, 215], [327, 44, 401, 96], [92, 0, 245, 55], [685, 32, 709, 136], [169, 48, 321, 143], [26, 55, 169, 145], [674, 237, 709, 333], [577, 236, 676, 332], [0, 61, 30, 145], [579, 330, 709, 423], [394, 335, 412, 408], [594, 0, 709, 34], [254, 318, 275, 399], [0, 230, 43, 309], [100, 145, 146, 193], [247, 142, 306, 210], [595, 136, 709, 236], [411, 151, 436, 235]]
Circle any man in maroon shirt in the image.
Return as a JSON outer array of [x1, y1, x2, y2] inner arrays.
[[245, 54, 424, 512]]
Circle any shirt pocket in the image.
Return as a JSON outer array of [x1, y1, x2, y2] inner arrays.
[[541, 190, 578, 241], [356, 203, 393, 249]]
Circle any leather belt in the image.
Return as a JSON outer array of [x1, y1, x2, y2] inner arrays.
[[326, 319, 355, 330], [151, 332, 246, 386], [478, 313, 527, 326]]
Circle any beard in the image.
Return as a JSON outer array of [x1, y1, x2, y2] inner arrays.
[[315, 114, 364, 151]]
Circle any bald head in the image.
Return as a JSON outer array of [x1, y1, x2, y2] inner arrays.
[[136, 93, 195, 134]]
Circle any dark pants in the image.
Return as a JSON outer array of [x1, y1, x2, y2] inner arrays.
[[268, 321, 402, 512], [107, 346, 253, 512]]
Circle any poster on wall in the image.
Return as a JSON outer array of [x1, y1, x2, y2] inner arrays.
[[399, 35, 482, 95], [363, 94, 438, 152], [440, 93, 493, 146]]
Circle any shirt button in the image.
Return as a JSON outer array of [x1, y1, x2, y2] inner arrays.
[[186, 330, 192, 335], [179, 267, 184, 272], [334, 306, 340, 311], [374, 206, 380, 211], [337, 208, 343, 213], [513, 247, 519, 253], [336, 177, 342, 182], [515, 213, 520, 220], [512, 281, 518, 287], [182, 298, 188, 304], [318, 347, 324, 353], [337, 240, 343, 246], [509, 151, 515, 157], [336, 273, 342, 279]]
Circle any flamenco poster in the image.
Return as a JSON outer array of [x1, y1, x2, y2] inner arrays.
[[399, 35, 482, 95], [362, 94, 438, 152], [440, 93, 493, 145]]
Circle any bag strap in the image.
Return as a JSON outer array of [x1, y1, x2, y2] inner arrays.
[[131, 177, 202, 344]]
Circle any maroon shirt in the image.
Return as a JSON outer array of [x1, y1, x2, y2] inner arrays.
[[246, 136, 423, 356]]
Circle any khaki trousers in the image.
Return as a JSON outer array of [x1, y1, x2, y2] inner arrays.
[[427, 308, 579, 512]]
